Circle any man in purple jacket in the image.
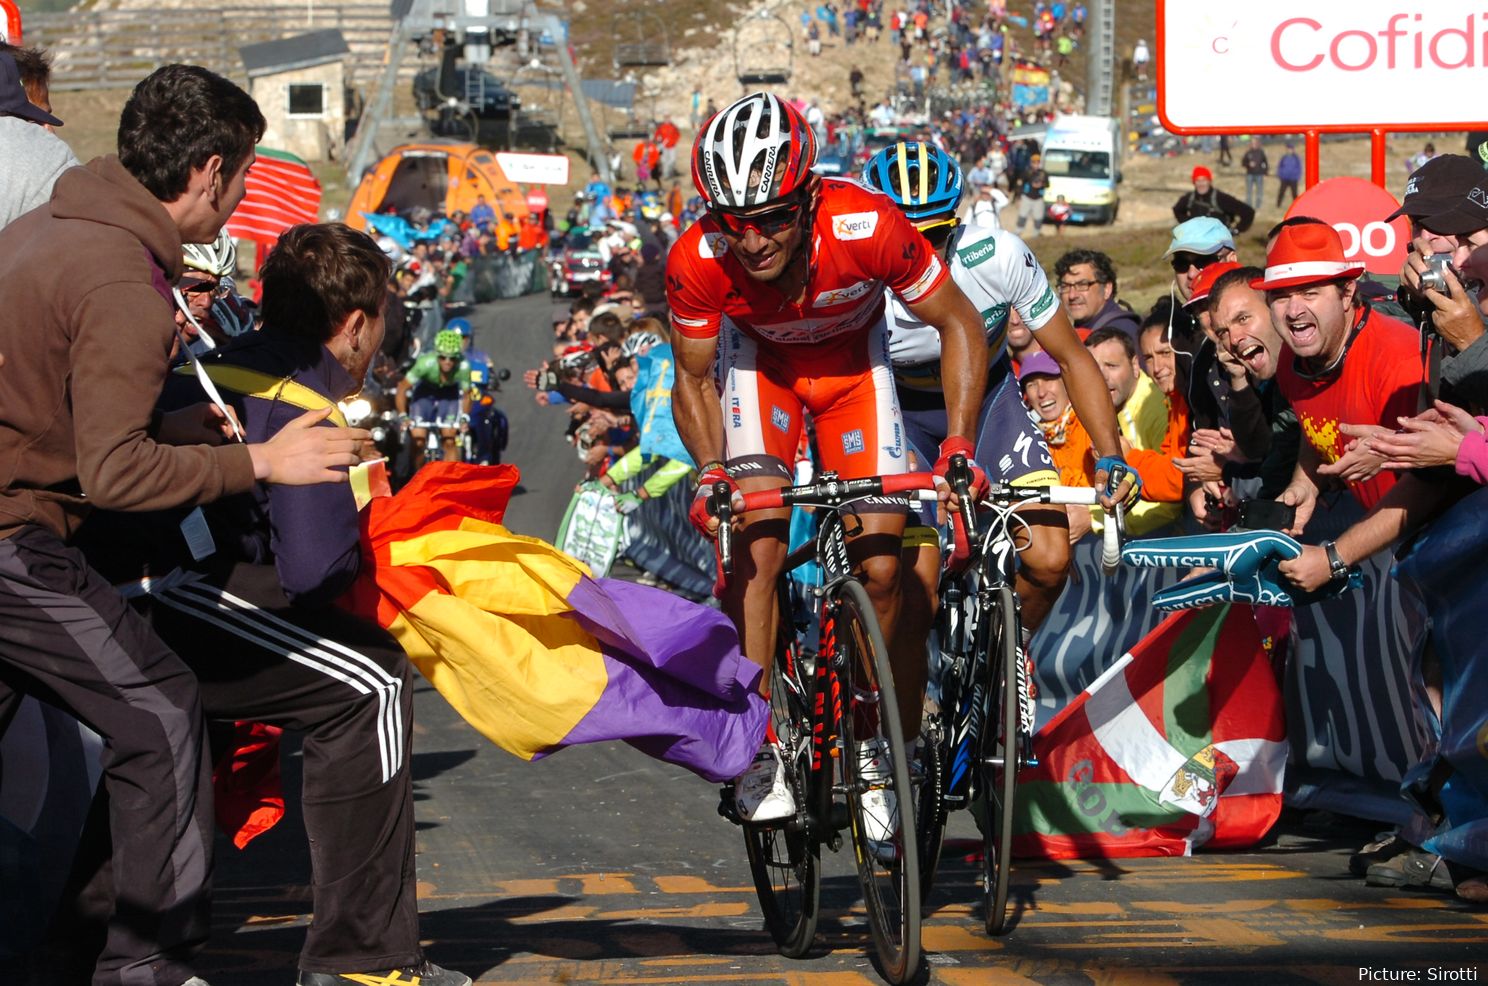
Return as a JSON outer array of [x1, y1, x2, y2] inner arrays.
[[76, 224, 469, 986]]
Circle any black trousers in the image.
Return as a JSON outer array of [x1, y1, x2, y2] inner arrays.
[[0, 525, 212, 986], [30, 559, 421, 980], [143, 562, 422, 974]]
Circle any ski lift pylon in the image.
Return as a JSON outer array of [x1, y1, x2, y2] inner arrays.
[[734, 11, 793, 87]]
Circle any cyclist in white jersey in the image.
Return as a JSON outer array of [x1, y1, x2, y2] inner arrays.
[[863, 141, 1133, 709]]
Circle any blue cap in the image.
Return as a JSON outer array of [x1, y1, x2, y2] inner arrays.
[[446, 317, 473, 336], [1165, 217, 1235, 257]]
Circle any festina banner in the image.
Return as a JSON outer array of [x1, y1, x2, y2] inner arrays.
[[1015, 604, 1287, 859]]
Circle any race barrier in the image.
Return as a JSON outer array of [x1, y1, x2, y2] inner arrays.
[[1030, 493, 1430, 830]]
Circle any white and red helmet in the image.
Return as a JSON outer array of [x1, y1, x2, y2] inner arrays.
[[692, 92, 817, 210]]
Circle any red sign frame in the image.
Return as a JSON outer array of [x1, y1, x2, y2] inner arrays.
[[1153, 0, 1488, 189]]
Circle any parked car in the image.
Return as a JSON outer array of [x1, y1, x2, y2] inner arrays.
[[549, 227, 610, 297]]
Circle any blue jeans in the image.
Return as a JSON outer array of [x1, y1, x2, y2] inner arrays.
[[1246, 173, 1265, 211]]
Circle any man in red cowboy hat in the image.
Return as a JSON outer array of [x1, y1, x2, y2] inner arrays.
[[1256, 221, 1424, 571], [1172, 165, 1254, 234]]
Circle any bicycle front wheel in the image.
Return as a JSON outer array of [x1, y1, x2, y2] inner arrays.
[[833, 579, 921, 984], [978, 584, 1023, 936], [742, 632, 822, 956]]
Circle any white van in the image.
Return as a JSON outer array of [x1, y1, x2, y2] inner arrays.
[[1040, 114, 1123, 225]]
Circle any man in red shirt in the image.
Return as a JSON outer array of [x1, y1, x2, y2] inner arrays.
[[654, 118, 681, 179], [668, 92, 991, 823], [1253, 222, 1425, 588]]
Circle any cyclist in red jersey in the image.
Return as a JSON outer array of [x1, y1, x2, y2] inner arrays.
[[668, 92, 993, 823]]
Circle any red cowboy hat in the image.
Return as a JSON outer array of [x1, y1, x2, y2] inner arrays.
[[1251, 223, 1365, 292]]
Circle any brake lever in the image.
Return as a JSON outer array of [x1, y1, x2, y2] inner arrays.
[[712, 480, 734, 576]]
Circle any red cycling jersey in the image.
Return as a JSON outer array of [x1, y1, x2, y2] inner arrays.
[[667, 178, 949, 354]]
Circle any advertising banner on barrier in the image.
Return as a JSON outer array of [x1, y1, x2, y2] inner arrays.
[[1159, 0, 1488, 134]]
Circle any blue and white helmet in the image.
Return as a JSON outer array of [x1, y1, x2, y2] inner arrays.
[[862, 141, 964, 221]]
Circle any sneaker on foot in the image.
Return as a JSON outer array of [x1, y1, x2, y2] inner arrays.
[[857, 737, 899, 864], [1349, 831, 1407, 877], [298, 960, 472, 986], [1365, 849, 1454, 891], [734, 744, 796, 823]]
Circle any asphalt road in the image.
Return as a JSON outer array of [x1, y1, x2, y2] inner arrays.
[[197, 294, 1488, 986]]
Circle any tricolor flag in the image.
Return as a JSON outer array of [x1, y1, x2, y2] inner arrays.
[[226, 147, 322, 247], [340, 462, 767, 782], [1013, 604, 1286, 858]]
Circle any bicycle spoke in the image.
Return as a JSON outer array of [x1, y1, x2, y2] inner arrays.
[[834, 580, 920, 984]]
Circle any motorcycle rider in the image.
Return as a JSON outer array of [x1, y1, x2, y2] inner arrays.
[[449, 317, 507, 465]]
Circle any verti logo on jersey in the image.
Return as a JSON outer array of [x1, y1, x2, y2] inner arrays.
[[1029, 287, 1056, 319], [831, 212, 878, 240], [771, 405, 791, 433], [731, 396, 742, 428], [957, 238, 997, 268], [842, 428, 865, 455], [902, 254, 945, 302], [813, 280, 875, 307], [699, 231, 728, 258]]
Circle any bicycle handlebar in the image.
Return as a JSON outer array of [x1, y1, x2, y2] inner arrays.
[[712, 471, 1125, 577], [716, 471, 941, 577]]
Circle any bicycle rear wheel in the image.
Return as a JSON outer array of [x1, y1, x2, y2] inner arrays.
[[741, 601, 822, 956], [833, 579, 921, 983], [978, 584, 1022, 936]]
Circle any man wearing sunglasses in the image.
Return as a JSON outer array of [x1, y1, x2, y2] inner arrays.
[[668, 93, 1000, 824], [862, 140, 1133, 736]]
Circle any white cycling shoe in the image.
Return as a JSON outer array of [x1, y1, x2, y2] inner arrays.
[[735, 743, 796, 823], [857, 737, 900, 864]]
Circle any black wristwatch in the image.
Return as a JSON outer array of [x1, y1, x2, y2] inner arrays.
[[1323, 540, 1349, 582]]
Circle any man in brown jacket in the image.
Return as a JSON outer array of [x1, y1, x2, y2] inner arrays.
[[0, 65, 365, 986]]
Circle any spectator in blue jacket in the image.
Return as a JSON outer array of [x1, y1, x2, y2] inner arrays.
[[1276, 143, 1303, 207]]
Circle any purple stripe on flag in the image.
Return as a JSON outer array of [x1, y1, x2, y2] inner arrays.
[[545, 576, 767, 782]]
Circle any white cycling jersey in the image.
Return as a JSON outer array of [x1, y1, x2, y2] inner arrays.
[[880, 223, 1059, 382]]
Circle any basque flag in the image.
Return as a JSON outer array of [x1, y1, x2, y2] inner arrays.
[[1013, 604, 1287, 858]]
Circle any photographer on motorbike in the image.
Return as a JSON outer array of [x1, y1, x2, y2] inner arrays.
[[449, 317, 508, 465], [396, 328, 471, 470]]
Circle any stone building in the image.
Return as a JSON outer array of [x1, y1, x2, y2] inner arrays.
[[240, 28, 351, 163]]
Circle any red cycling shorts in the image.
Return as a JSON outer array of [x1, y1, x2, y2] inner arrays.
[[717, 318, 908, 490]]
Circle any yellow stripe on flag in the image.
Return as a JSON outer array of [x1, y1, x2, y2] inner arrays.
[[379, 517, 610, 758]]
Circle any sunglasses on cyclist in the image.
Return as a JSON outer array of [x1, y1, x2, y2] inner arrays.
[[712, 195, 807, 238], [1170, 252, 1221, 274], [915, 217, 960, 250]]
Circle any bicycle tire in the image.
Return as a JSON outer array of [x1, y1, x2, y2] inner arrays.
[[978, 584, 1022, 936], [833, 578, 921, 983], [913, 711, 948, 906], [741, 587, 822, 956]]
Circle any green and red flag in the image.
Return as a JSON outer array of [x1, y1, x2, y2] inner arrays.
[[1013, 604, 1286, 858], [226, 147, 321, 247]]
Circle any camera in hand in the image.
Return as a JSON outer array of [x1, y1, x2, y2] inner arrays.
[[1418, 252, 1456, 294], [1398, 252, 1460, 325]]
